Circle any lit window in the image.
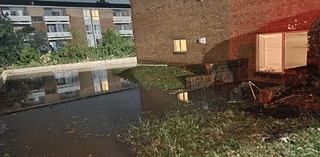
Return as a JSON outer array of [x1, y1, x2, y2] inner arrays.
[[91, 10, 99, 20], [174, 39, 187, 52], [257, 31, 307, 73]]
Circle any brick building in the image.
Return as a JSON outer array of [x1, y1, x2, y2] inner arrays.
[[0, 0, 133, 50], [131, 0, 320, 85]]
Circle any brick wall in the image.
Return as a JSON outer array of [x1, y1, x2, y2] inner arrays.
[[186, 59, 248, 91], [66, 8, 86, 34], [131, 0, 230, 64], [131, 0, 320, 85], [228, 0, 320, 82], [27, 7, 44, 16], [98, 9, 115, 31]]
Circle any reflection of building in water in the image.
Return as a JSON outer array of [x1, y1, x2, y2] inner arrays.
[[25, 89, 46, 104], [78, 71, 95, 96], [21, 68, 138, 106], [107, 71, 122, 91], [54, 69, 80, 99], [43, 75, 59, 103], [92, 67, 109, 93]]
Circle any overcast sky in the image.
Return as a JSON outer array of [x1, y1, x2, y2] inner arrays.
[[40, 0, 130, 4]]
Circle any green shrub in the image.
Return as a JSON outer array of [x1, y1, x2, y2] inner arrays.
[[48, 49, 65, 64], [102, 29, 136, 58], [17, 47, 42, 65], [0, 14, 36, 66]]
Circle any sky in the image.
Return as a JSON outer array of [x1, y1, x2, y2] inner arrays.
[[40, 0, 130, 4]]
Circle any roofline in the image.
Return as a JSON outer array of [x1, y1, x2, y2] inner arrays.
[[0, 4, 131, 10], [0, 1, 130, 9]]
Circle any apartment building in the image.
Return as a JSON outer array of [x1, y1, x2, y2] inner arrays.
[[0, 1, 132, 51], [131, 0, 320, 85]]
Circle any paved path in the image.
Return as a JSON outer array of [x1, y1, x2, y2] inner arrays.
[[0, 57, 137, 88]]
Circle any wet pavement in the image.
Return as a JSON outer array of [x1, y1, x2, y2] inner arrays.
[[0, 66, 244, 156]]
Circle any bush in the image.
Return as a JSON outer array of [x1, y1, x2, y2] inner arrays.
[[17, 47, 42, 65], [308, 15, 320, 63], [102, 29, 136, 57]]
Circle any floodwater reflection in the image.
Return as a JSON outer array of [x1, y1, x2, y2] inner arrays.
[[0, 67, 181, 156], [0, 67, 137, 114], [0, 66, 241, 156]]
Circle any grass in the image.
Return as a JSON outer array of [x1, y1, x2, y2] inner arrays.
[[116, 65, 195, 90], [0, 68, 3, 75], [127, 101, 320, 156]]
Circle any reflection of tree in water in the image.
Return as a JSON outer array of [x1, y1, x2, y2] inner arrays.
[[0, 77, 44, 111]]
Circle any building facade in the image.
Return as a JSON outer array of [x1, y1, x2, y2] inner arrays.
[[131, 0, 320, 85], [0, 1, 133, 50]]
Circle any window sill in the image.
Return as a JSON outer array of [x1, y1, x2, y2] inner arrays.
[[173, 51, 187, 55]]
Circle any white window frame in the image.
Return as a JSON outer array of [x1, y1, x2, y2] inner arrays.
[[256, 31, 308, 73], [174, 39, 187, 52]]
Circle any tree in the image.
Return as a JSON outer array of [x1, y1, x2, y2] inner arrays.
[[0, 13, 38, 67], [308, 15, 320, 64], [102, 29, 135, 57]]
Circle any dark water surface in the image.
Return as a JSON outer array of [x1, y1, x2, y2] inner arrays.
[[0, 66, 244, 156], [0, 67, 179, 156]]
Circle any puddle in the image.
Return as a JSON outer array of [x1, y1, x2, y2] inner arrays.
[[0, 66, 250, 156], [0, 67, 179, 156]]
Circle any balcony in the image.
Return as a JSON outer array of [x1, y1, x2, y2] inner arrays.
[[7, 16, 32, 24], [113, 16, 131, 23], [119, 30, 133, 36], [47, 32, 72, 38], [44, 16, 69, 22]]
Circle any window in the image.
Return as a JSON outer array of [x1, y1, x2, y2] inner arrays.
[[44, 8, 65, 16], [91, 10, 99, 21], [56, 24, 64, 32], [96, 39, 103, 45], [47, 24, 69, 32], [83, 10, 91, 20], [3, 10, 23, 16], [113, 10, 129, 16], [86, 25, 92, 32], [31, 16, 43, 22], [45, 11, 52, 16], [114, 24, 131, 31], [63, 24, 69, 32], [94, 25, 101, 34], [45, 11, 60, 16], [257, 31, 308, 73], [47, 24, 56, 32], [174, 39, 187, 52], [52, 11, 60, 16]]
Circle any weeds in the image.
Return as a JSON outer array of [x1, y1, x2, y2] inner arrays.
[[117, 66, 194, 90], [127, 102, 320, 156]]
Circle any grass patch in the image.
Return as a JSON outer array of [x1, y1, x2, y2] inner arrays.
[[0, 68, 3, 75], [127, 102, 320, 156], [117, 65, 194, 90]]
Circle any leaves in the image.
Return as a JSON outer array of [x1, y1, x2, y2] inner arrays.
[[0, 14, 37, 66]]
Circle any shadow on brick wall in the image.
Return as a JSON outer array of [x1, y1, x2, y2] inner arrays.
[[202, 40, 229, 63]]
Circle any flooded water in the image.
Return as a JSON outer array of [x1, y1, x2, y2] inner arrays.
[[0, 67, 179, 156], [0, 66, 249, 156]]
